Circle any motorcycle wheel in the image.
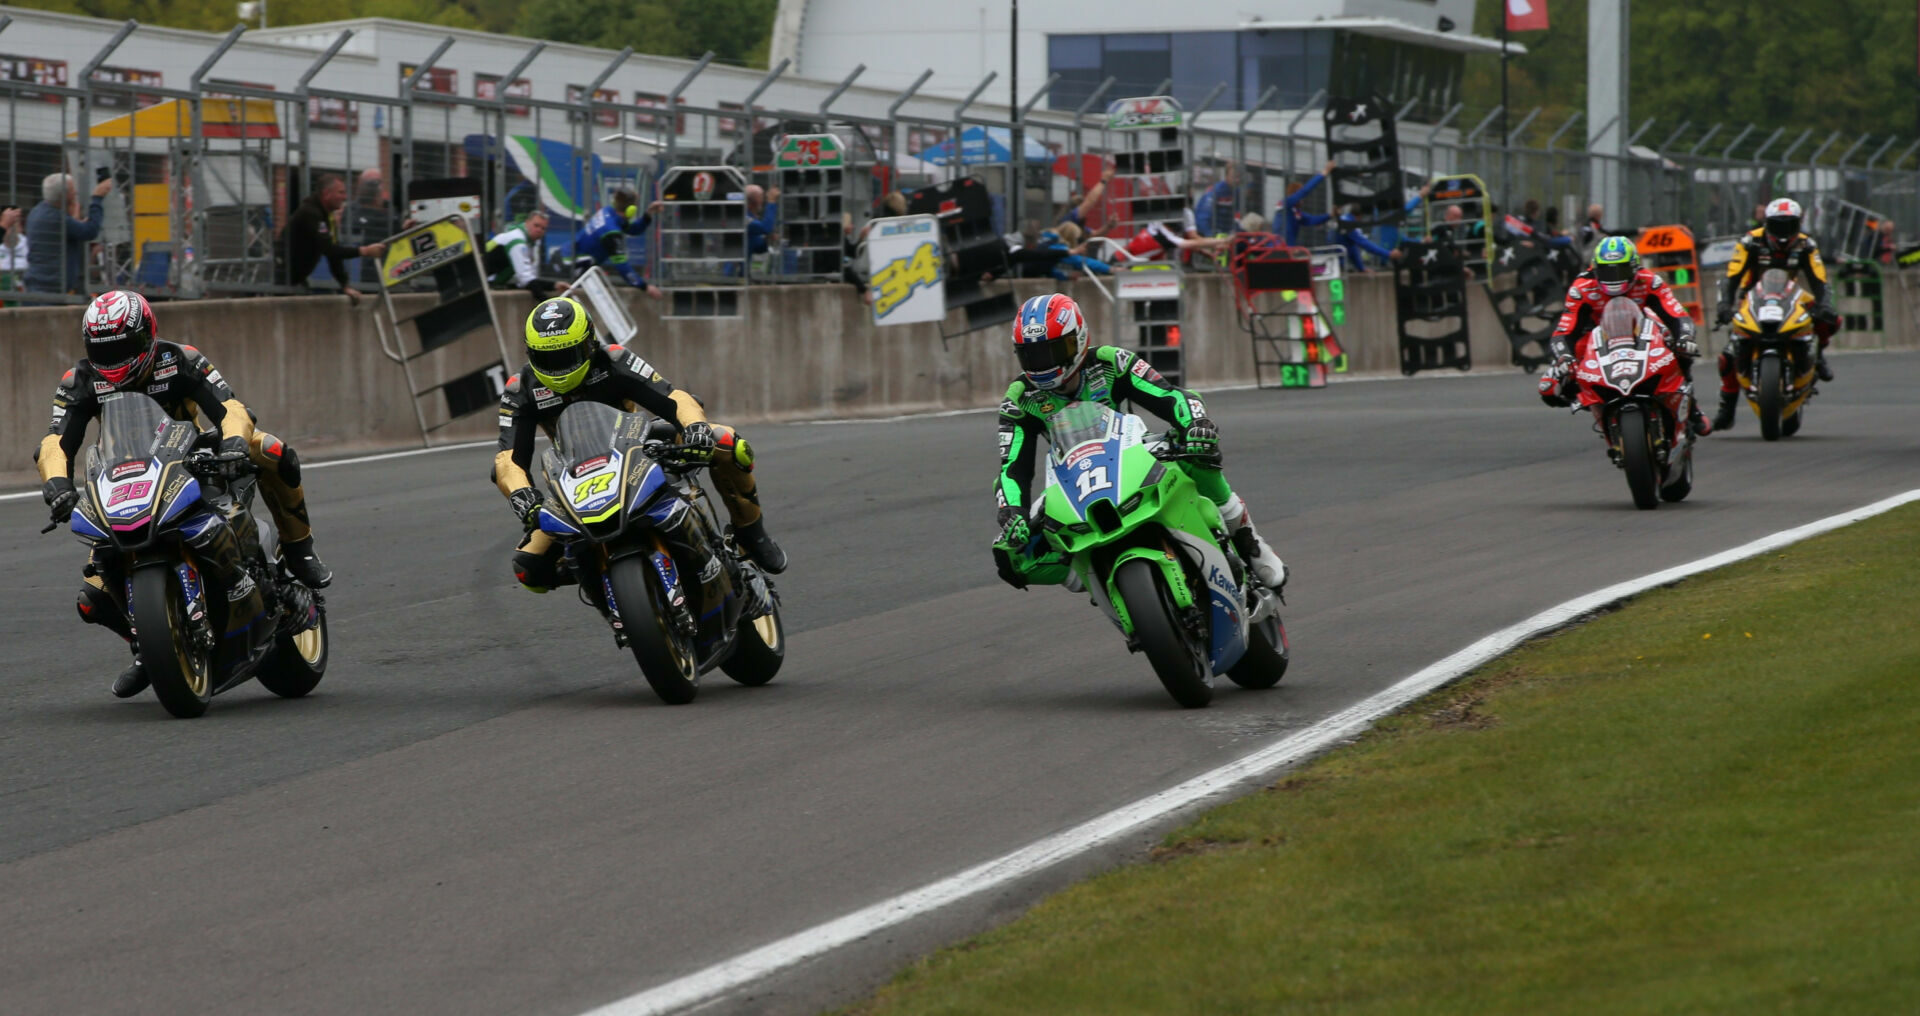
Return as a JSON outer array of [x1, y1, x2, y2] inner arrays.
[[1227, 611, 1289, 689], [1113, 558, 1212, 709], [1781, 408, 1803, 438], [1757, 356, 1785, 441], [258, 605, 329, 699], [131, 565, 213, 719], [720, 596, 785, 686], [607, 555, 699, 705], [1618, 408, 1660, 510]]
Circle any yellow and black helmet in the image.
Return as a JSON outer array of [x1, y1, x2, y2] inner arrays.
[[525, 296, 596, 393]]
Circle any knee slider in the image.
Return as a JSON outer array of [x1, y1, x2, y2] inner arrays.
[[722, 431, 753, 472], [77, 582, 118, 624], [255, 432, 301, 486], [512, 549, 561, 592]]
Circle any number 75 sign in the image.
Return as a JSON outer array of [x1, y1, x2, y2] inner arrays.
[[865, 214, 947, 326]]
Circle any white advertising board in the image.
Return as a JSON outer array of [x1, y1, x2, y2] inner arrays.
[[865, 215, 946, 327]]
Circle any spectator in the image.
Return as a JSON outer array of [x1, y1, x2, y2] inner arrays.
[[745, 184, 781, 256], [1058, 162, 1113, 230], [1278, 160, 1337, 247], [349, 167, 393, 286], [1519, 198, 1543, 232], [24, 172, 112, 295], [1330, 205, 1399, 272], [1877, 219, 1898, 264], [1033, 221, 1112, 281], [281, 173, 386, 298], [484, 210, 563, 299], [0, 204, 25, 295], [574, 189, 663, 296], [1577, 203, 1608, 248], [1114, 219, 1233, 263], [1192, 163, 1239, 236], [1238, 212, 1269, 234]]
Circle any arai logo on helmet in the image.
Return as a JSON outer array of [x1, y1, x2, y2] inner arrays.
[[1021, 320, 1046, 340]]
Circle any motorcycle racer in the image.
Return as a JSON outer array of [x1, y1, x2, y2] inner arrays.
[[38, 290, 330, 698], [992, 292, 1286, 592], [494, 296, 785, 592], [1539, 236, 1712, 436], [1712, 197, 1837, 429]]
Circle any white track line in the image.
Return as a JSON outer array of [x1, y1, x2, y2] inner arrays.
[[0, 440, 494, 502], [579, 487, 1920, 1016]]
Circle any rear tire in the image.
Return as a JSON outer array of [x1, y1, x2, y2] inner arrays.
[[607, 556, 699, 705], [1113, 559, 1212, 709], [1618, 408, 1660, 510], [1227, 612, 1289, 689], [131, 565, 212, 719], [720, 595, 785, 686], [1757, 356, 1784, 441], [258, 605, 328, 699]]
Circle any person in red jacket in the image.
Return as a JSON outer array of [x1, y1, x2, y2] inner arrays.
[[1538, 236, 1712, 436]]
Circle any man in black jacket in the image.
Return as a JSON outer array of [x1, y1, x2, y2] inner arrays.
[[281, 174, 386, 297]]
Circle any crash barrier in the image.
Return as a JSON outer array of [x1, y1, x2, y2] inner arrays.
[[1835, 260, 1886, 345], [1636, 224, 1704, 326], [371, 215, 517, 445], [14, 273, 1920, 476], [1324, 94, 1404, 229], [1113, 262, 1186, 385], [1229, 239, 1345, 389], [903, 177, 1014, 341], [1486, 234, 1565, 372], [1393, 242, 1473, 375], [656, 166, 747, 320]]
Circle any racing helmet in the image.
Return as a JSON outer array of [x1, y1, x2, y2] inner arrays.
[[524, 296, 597, 394], [81, 290, 159, 388], [1763, 198, 1803, 249], [1592, 236, 1640, 297], [1012, 293, 1089, 391]]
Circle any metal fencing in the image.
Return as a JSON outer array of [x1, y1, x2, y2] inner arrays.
[[3, 14, 1916, 306]]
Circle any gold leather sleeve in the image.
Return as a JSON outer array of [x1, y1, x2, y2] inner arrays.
[[494, 449, 532, 498], [37, 434, 68, 483], [668, 389, 708, 427], [219, 399, 255, 443]]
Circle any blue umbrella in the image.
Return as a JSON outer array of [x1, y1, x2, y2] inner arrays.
[[917, 126, 1051, 166]]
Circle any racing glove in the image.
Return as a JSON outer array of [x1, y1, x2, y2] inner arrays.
[[43, 476, 77, 525], [992, 512, 1031, 590], [507, 486, 545, 532], [1715, 300, 1734, 327], [1538, 357, 1574, 408], [663, 421, 716, 469], [1811, 302, 1840, 327], [1175, 417, 1223, 467]]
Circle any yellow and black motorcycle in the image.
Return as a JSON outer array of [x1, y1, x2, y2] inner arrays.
[[1726, 268, 1820, 440]]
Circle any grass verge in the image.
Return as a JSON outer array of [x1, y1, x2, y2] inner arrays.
[[849, 504, 1920, 1015]]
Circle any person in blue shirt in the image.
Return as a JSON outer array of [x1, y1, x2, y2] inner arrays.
[[1036, 221, 1112, 281], [574, 189, 662, 296], [1331, 209, 1401, 271], [24, 172, 112, 295], [745, 184, 780, 256], [1278, 160, 1337, 247], [1192, 163, 1239, 236]]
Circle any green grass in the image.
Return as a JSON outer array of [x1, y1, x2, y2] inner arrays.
[[851, 504, 1920, 1016]]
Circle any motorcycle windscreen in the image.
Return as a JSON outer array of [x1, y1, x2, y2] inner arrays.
[[550, 401, 630, 521], [1044, 401, 1144, 521], [93, 393, 194, 529]]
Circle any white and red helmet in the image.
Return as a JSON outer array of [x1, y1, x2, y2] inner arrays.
[[81, 290, 159, 388], [1763, 198, 1803, 248], [1012, 293, 1089, 390]]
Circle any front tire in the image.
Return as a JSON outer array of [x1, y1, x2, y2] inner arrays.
[[1618, 408, 1660, 510], [720, 595, 785, 686], [258, 606, 328, 699], [1227, 612, 1289, 689], [1113, 559, 1212, 708], [607, 556, 699, 705], [1757, 356, 1785, 441], [131, 565, 212, 719]]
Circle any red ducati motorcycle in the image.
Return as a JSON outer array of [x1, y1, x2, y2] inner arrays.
[[1566, 298, 1697, 509]]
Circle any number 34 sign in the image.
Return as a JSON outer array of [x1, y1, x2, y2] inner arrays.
[[866, 215, 946, 326]]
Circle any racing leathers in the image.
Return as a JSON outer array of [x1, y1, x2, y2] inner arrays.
[[1545, 267, 1711, 435], [994, 345, 1286, 590], [1715, 227, 1838, 400], [38, 341, 323, 693], [493, 345, 783, 590], [574, 204, 652, 288]]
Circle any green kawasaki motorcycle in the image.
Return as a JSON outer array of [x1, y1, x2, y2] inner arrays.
[[999, 401, 1289, 708]]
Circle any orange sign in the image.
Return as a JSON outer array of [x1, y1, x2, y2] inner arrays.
[[1636, 224, 1703, 325]]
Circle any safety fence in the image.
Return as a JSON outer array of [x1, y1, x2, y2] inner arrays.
[[3, 14, 1918, 307]]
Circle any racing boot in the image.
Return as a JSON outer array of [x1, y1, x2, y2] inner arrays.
[[735, 519, 788, 574], [112, 656, 149, 699], [1713, 389, 1740, 433], [1220, 494, 1288, 592], [1686, 390, 1713, 438], [1816, 348, 1834, 382], [280, 536, 332, 589]]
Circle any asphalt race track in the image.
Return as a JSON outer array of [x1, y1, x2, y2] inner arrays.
[[3, 354, 1916, 1015]]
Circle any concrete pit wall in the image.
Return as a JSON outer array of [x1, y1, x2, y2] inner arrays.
[[3, 271, 1913, 475]]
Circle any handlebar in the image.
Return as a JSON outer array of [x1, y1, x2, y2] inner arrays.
[[186, 449, 260, 481]]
